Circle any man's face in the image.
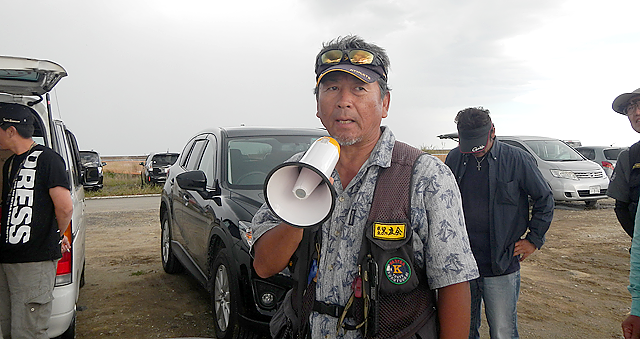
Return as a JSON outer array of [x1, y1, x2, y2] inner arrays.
[[315, 72, 390, 146], [627, 96, 640, 133]]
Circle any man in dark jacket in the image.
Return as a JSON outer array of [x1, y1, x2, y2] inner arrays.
[[607, 88, 640, 238], [445, 107, 554, 339]]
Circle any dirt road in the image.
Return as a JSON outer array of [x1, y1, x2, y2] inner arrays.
[[76, 198, 631, 338]]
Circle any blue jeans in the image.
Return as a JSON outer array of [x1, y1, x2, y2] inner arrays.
[[469, 270, 520, 339]]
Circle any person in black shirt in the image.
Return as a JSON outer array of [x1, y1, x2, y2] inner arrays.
[[0, 103, 73, 339], [445, 107, 554, 339]]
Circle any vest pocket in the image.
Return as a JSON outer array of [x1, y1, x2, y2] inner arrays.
[[365, 220, 419, 294]]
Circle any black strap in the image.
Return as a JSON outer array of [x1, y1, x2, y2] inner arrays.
[[313, 301, 346, 318], [290, 226, 321, 337]]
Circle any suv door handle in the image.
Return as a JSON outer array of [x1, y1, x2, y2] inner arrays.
[[183, 195, 189, 206]]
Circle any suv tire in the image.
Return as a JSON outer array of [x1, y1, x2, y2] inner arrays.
[[211, 250, 239, 339], [161, 211, 182, 274]]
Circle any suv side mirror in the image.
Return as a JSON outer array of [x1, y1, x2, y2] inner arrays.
[[176, 170, 208, 192], [176, 171, 222, 200]]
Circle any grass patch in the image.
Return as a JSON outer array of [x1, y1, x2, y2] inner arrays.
[[85, 172, 162, 198]]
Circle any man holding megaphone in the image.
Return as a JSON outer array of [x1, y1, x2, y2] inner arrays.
[[253, 35, 479, 339]]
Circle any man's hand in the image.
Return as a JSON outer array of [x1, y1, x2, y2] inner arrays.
[[623, 314, 640, 339], [513, 239, 536, 261], [60, 235, 71, 254]]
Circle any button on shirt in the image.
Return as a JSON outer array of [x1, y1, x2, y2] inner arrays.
[[252, 127, 479, 339]]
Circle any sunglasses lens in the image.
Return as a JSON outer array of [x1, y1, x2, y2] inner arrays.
[[321, 50, 344, 65], [348, 50, 374, 65]]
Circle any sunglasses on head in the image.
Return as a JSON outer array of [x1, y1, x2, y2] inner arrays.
[[318, 49, 379, 67], [315, 49, 387, 80]]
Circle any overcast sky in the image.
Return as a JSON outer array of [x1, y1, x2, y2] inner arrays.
[[2, 0, 639, 156]]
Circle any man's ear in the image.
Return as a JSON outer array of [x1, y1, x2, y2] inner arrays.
[[381, 91, 390, 119]]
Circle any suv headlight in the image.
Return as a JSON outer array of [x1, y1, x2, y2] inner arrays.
[[550, 169, 578, 180]]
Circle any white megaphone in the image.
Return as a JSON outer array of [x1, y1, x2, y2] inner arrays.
[[264, 136, 340, 227]]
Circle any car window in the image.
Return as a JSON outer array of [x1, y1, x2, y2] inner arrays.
[[65, 129, 83, 187], [604, 148, 625, 161], [54, 122, 81, 188], [576, 148, 595, 160], [501, 140, 530, 154], [198, 136, 217, 187], [179, 139, 195, 167], [523, 140, 583, 161], [152, 154, 179, 166], [80, 152, 100, 165], [185, 140, 207, 171], [227, 135, 320, 186]]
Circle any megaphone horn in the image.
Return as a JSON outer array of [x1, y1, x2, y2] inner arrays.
[[264, 137, 340, 227]]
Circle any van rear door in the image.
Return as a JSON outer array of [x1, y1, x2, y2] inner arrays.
[[0, 56, 67, 95]]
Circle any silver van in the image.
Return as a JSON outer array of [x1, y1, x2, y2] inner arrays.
[[0, 56, 87, 338], [499, 136, 609, 207]]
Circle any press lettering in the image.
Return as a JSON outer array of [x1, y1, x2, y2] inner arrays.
[[24, 151, 42, 168], [6, 150, 41, 245], [8, 225, 31, 244], [15, 189, 33, 206], [11, 206, 32, 226], [15, 169, 36, 189]]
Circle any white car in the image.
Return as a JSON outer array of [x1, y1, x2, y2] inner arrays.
[[0, 56, 87, 338], [499, 136, 610, 207], [575, 146, 627, 179]]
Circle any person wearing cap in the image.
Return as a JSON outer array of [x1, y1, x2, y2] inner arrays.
[[252, 35, 478, 339], [0, 102, 73, 339], [444, 107, 553, 339], [611, 89, 640, 339], [608, 88, 640, 239]]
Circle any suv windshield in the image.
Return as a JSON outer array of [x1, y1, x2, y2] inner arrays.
[[80, 152, 100, 165], [227, 135, 321, 186], [153, 154, 179, 166], [523, 140, 584, 161]]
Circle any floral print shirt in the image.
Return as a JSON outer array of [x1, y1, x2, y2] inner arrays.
[[252, 127, 479, 339]]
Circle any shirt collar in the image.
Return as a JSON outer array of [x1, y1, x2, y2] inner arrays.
[[366, 126, 395, 169]]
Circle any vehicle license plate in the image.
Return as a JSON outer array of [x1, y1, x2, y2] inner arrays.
[[589, 186, 600, 194]]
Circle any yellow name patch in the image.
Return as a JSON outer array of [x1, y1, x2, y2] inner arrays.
[[373, 223, 406, 240]]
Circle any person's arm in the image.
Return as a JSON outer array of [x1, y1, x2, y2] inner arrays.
[[437, 281, 471, 339], [624, 208, 640, 338], [50, 186, 73, 234], [521, 153, 554, 249], [50, 186, 73, 252], [253, 222, 304, 278], [616, 199, 635, 237]]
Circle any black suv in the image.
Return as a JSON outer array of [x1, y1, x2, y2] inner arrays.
[[160, 126, 327, 339], [80, 150, 106, 190], [140, 152, 179, 186]]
